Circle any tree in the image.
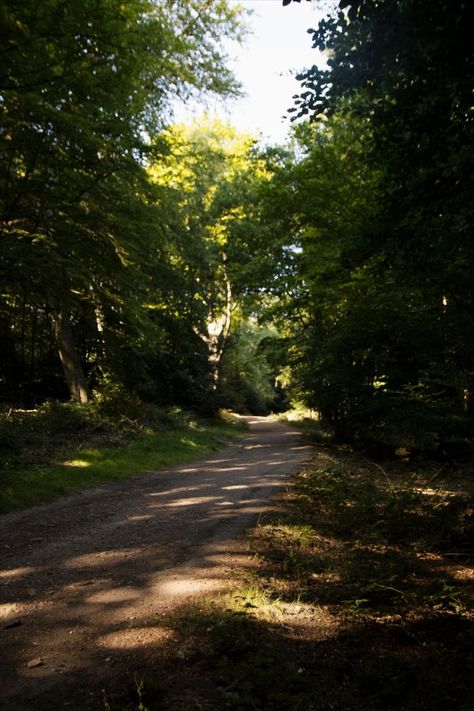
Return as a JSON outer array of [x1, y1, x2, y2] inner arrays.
[[218, 315, 282, 414], [280, 0, 474, 452], [149, 118, 272, 395], [0, 0, 248, 403]]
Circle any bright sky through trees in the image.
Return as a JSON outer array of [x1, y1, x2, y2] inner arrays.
[[175, 0, 328, 144]]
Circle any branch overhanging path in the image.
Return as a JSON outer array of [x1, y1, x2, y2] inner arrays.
[[0, 416, 313, 709]]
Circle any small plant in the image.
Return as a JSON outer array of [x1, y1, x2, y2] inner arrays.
[[237, 448, 473, 710], [425, 581, 466, 613], [101, 674, 166, 710]]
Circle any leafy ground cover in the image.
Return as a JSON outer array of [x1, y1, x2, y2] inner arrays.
[[127, 440, 474, 710], [0, 399, 245, 513]]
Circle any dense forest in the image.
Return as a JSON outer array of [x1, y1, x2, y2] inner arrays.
[[1, 0, 473, 456]]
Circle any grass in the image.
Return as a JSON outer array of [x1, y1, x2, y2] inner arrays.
[[243, 448, 474, 710], [0, 401, 246, 513], [120, 433, 473, 710]]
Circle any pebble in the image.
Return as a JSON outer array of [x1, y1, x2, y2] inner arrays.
[[27, 658, 44, 668]]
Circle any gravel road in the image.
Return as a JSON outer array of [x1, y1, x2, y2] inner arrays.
[[0, 416, 313, 709]]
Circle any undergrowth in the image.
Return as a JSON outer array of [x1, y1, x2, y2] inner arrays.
[[243, 452, 474, 710]]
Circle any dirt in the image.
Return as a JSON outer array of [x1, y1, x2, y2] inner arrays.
[[0, 416, 313, 710]]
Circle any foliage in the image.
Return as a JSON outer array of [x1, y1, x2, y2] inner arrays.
[[245, 448, 473, 709], [217, 317, 284, 414], [2, 0, 473, 456], [276, 0, 474, 452], [148, 118, 277, 406], [0, 0, 248, 406]]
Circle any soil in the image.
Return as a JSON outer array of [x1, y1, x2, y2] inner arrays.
[[0, 416, 313, 710]]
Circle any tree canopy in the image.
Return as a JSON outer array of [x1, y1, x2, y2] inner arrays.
[[0, 0, 249, 406], [278, 0, 474, 453], [1, 0, 473, 455]]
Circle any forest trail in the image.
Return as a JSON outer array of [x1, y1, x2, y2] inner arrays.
[[0, 416, 313, 710]]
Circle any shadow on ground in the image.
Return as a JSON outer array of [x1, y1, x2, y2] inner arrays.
[[0, 417, 313, 709]]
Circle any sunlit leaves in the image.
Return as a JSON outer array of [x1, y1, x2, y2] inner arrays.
[[0, 0, 248, 403]]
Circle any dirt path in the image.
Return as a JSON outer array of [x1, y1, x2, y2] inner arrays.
[[0, 416, 313, 709]]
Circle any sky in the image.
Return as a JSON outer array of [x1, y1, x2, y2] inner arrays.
[[175, 0, 329, 144]]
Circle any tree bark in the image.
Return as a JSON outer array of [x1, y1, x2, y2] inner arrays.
[[208, 274, 232, 388], [53, 307, 89, 403]]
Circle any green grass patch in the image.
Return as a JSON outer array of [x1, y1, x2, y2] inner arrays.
[[0, 403, 246, 513], [176, 600, 312, 709]]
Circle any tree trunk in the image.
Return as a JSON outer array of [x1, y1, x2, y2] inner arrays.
[[53, 307, 89, 403], [208, 275, 232, 388], [193, 258, 233, 391]]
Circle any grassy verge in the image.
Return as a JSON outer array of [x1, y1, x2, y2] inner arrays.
[[0, 401, 246, 514], [244, 453, 474, 710], [123, 441, 474, 710]]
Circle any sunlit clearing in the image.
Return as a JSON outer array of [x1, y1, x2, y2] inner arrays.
[[284, 408, 319, 421], [62, 458, 90, 468], [149, 485, 204, 497], [65, 548, 143, 568], [0, 603, 23, 620], [123, 514, 154, 522], [162, 495, 217, 508]]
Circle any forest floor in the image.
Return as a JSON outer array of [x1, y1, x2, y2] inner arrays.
[[1, 417, 473, 710]]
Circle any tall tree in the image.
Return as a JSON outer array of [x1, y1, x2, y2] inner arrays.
[[281, 0, 474, 451], [0, 0, 247, 402], [149, 118, 271, 392]]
